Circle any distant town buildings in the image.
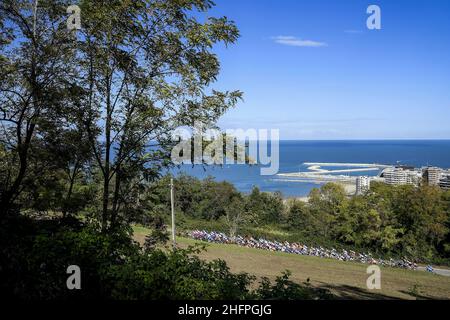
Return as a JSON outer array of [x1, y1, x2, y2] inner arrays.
[[381, 167, 422, 186], [354, 165, 450, 195]]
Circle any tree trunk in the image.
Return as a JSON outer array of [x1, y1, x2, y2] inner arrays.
[[102, 123, 111, 231], [111, 167, 122, 230], [62, 162, 79, 218], [102, 70, 112, 232]]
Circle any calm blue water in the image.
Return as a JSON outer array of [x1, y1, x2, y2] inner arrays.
[[170, 140, 450, 197]]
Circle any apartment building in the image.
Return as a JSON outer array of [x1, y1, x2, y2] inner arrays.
[[381, 167, 422, 186], [439, 173, 450, 190], [423, 166, 442, 186], [356, 176, 371, 195]]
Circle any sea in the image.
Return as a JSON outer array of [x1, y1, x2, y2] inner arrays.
[[170, 140, 450, 197]]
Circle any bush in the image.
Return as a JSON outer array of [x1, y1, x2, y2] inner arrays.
[[0, 215, 333, 300]]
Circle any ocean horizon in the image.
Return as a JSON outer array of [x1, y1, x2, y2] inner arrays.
[[170, 140, 450, 197]]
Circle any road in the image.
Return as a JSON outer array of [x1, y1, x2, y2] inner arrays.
[[417, 266, 450, 277]]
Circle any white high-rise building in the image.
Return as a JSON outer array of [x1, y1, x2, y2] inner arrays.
[[382, 167, 422, 186], [383, 168, 407, 185], [423, 167, 442, 186], [356, 176, 371, 195]]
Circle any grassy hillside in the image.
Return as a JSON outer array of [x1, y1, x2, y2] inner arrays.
[[134, 226, 450, 300], [154, 214, 377, 253]]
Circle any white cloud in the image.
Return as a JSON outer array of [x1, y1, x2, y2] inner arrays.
[[273, 36, 327, 48]]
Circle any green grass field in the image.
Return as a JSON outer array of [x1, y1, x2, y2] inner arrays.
[[133, 226, 450, 300]]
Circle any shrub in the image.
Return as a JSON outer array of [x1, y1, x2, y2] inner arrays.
[[0, 216, 333, 300]]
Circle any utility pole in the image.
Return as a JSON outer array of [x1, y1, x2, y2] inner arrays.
[[170, 178, 176, 248]]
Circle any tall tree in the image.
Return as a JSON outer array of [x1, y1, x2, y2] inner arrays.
[[74, 0, 242, 231], [0, 0, 76, 215]]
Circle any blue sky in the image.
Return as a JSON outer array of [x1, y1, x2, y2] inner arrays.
[[204, 0, 450, 140]]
